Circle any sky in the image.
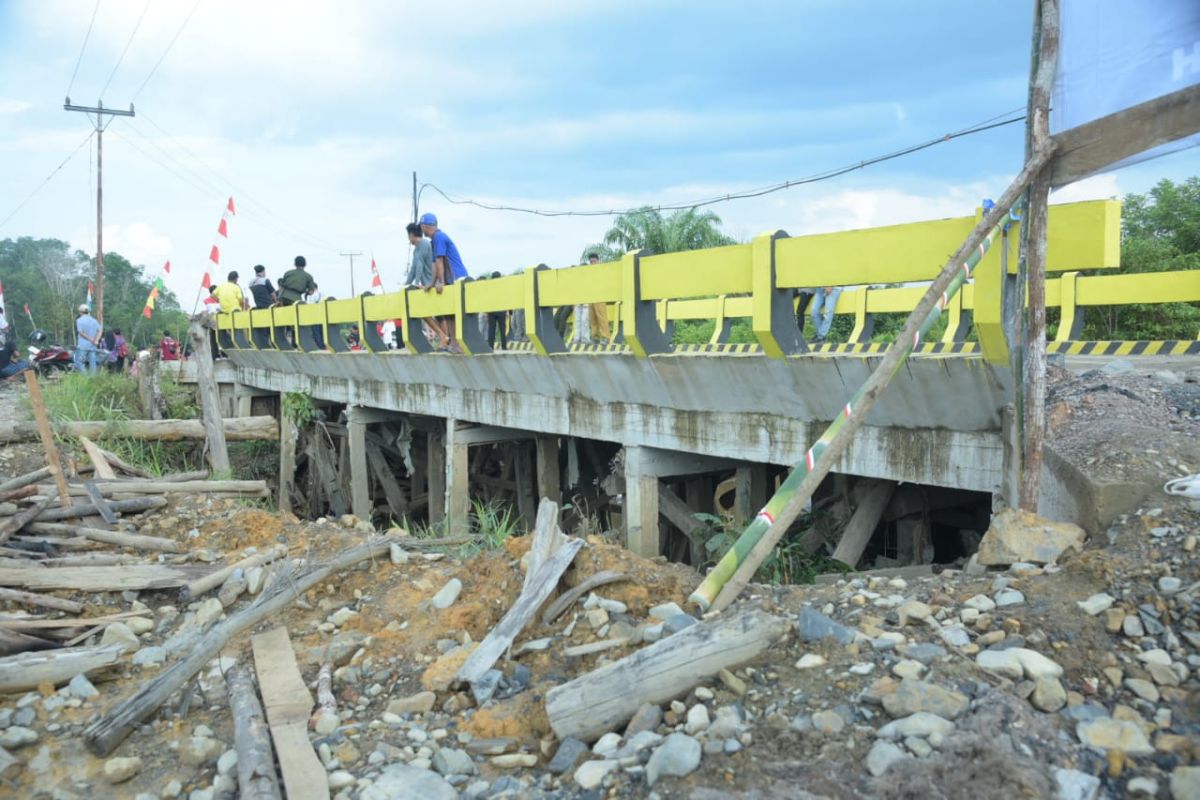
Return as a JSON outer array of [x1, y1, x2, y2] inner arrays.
[[0, 0, 1197, 309]]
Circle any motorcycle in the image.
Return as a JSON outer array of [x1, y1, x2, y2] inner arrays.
[[28, 330, 75, 376]]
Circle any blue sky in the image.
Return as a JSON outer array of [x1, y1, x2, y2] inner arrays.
[[0, 0, 1197, 304]]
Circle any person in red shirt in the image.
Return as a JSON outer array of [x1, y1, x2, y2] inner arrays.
[[160, 331, 180, 361]]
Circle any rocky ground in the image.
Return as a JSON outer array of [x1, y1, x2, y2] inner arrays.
[[0, 363, 1197, 800]]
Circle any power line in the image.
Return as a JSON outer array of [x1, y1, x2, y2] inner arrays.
[[0, 131, 96, 232], [138, 110, 341, 250], [98, 0, 153, 100], [65, 0, 104, 100], [130, 0, 202, 102], [420, 109, 1027, 218]]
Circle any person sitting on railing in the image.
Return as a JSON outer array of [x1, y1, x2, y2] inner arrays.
[[811, 285, 841, 343], [304, 284, 327, 350], [404, 221, 448, 349], [249, 264, 277, 309], [419, 212, 467, 353], [278, 255, 317, 306]]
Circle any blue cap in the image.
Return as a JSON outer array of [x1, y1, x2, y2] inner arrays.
[[419, 212, 438, 226]]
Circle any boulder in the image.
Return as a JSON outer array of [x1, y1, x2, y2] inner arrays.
[[977, 509, 1085, 566]]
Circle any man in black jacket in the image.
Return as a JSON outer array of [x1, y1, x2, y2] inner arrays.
[[249, 264, 277, 309]]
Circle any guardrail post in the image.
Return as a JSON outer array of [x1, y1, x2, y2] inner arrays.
[[656, 300, 675, 342], [847, 288, 875, 344], [401, 290, 434, 354], [620, 249, 671, 357], [453, 279, 491, 356], [270, 307, 297, 351], [1055, 271, 1084, 341], [710, 295, 732, 344], [940, 291, 973, 343], [524, 264, 566, 355], [751, 230, 804, 358], [973, 238, 1010, 365]]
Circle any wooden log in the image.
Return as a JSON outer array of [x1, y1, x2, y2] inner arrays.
[[365, 442, 407, 521], [95, 447, 154, 479], [189, 319, 231, 474], [562, 638, 630, 658], [226, 663, 284, 800], [27, 523, 185, 553], [279, 414, 297, 515], [0, 467, 52, 494], [541, 571, 630, 625], [24, 370, 73, 508], [546, 609, 788, 741], [36, 495, 166, 522], [252, 627, 330, 800], [0, 628, 59, 657], [830, 479, 897, 568], [0, 486, 37, 504], [657, 484, 707, 552], [0, 644, 125, 694], [0, 564, 213, 592], [77, 436, 117, 480], [0, 417, 279, 444], [0, 489, 59, 547], [456, 536, 584, 685], [83, 535, 400, 756], [180, 544, 288, 602], [0, 587, 85, 613], [0, 609, 150, 630], [39, 480, 270, 498], [42, 554, 142, 567]]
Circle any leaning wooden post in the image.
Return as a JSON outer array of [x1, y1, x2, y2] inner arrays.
[[1018, 0, 1060, 511], [23, 370, 72, 508], [189, 317, 231, 475], [226, 663, 284, 800], [689, 144, 1054, 614]]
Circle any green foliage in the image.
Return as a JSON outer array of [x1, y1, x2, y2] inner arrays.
[[599, 207, 737, 256], [161, 373, 199, 419], [671, 320, 717, 345], [282, 391, 317, 427], [0, 237, 187, 350], [460, 500, 520, 557], [691, 511, 846, 585], [1082, 177, 1200, 340]]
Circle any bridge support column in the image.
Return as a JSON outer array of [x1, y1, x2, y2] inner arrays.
[[347, 407, 372, 521], [735, 464, 769, 527], [427, 429, 445, 526], [536, 436, 561, 506], [624, 446, 661, 558], [445, 419, 470, 535]]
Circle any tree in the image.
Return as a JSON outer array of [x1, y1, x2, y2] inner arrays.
[[1081, 177, 1200, 340], [596, 206, 736, 256]]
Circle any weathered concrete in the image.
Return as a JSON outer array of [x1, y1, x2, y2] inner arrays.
[[211, 350, 1009, 493]]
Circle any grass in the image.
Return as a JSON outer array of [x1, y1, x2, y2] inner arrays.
[[695, 509, 850, 585], [35, 370, 205, 477], [404, 499, 521, 558]]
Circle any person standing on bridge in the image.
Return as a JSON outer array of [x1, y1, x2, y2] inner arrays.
[[249, 264, 277, 309], [278, 256, 317, 306], [810, 285, 842, 342], [213, 271, 248, 313], [419, 213, 466, 353]]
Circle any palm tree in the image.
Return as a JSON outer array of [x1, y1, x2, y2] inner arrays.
[[599, 206, 736, 256]]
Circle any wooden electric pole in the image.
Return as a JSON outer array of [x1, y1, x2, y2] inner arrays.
[[64, 99, 135, 325]]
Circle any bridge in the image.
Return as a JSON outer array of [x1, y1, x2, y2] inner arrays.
[[199, 199, 1200, 562]]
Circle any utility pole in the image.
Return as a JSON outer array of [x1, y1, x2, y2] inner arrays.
[[340, 251, 363, 296], [64, 99, 135, 325]]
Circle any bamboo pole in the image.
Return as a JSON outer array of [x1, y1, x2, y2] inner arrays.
[[689, 144, 1054, 613]]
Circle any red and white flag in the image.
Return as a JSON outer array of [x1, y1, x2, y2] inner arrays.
[[370, 258, 383, 291], [210, 245, 220, 264], [226, 196, 236, 215], [217, 218, 228, 238]]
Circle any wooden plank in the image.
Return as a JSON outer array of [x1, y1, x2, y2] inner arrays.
[[77, 436, 117, 480], [251, 626, 329, 800], [82, 482, 119, 525], [523, 499, 563, 593], [0, 489, 59, 547], [830, 479, 896, 568], [0, 609, 150, 630], [546, 609, 788, 741], [0, 564, 212, 592], [1050, 84, 1200, 188], [365, 442, 408, 521], [457, 537, 584, 685], [23, 370, 72, 508]]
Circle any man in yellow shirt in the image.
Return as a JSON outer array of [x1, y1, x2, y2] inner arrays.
[[212, 271, 247, 313]]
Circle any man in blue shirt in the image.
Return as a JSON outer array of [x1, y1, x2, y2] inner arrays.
[[74, 304, 102, 374], [419, 213, 467, 352]]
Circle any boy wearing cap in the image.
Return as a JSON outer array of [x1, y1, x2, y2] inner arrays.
[[74, 304, 102, 374]]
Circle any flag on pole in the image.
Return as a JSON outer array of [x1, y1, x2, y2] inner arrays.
[[142, 285, 159, 319], [370, 258, 383, 291], [217, 218, 228, 238], [163, 260, 171, 274], [201, 272, 212, 290], [210, 245, 220, 264], [86, 280, 94, 311], [23, 303, 34, 329], [227, 196, 236, 215]]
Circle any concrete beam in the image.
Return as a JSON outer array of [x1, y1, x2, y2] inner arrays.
[[636, 447, 739, 478], [624, 446, 660, 558], [454, 424, 537, 446], [427, 429, 445, 526]]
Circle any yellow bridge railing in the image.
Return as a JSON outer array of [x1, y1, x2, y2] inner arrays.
[[215, 198, 1200, 362]]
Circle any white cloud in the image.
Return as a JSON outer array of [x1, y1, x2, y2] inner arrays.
[[1049, 173, 1121, 203], [0, 99, 31, 113], [99, 222, 173, 270]]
